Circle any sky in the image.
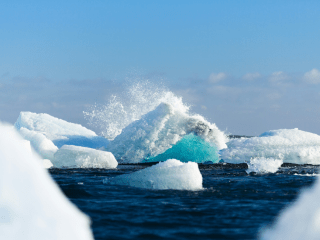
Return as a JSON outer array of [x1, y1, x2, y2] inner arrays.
[[1, 1, 320, 135]]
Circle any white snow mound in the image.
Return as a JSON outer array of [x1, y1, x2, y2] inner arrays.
[[261, 177, 320, 240], [0, 122, 94, 240], [107, 103, 227, 163], [221, 128, 320, 164], [105, 159, 203, 190], [53, 145, 118, 168]]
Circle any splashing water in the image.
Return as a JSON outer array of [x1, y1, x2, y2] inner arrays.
[[84, 79, 227, 163], [246, 157, 283, 174], [83, 80, 188, 140]]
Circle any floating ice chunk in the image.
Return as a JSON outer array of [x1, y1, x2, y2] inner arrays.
[[246, 157, 283, 174], [105, 159, 203, 190], [43, 159, 54, 169], [0, 123, 94, 240], [107, 103, 227, 163], [53, 145, 118, 168], [260, 177, 320, 240], [220, 128, 320, 164], [19, 127, 58, 160], [15, 111, 109, 149]]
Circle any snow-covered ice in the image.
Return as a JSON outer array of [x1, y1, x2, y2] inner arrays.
[[246, 157, 283, 174], [15, 111, 109, 149], [107, 103, 227, 163], [104, 159, 203, 190], [53, 145, 118, 168], [220, 128, 320, 164], [19, 127, 58, 160], [260, 177, 320, 240], [0, 123, 94, 240]]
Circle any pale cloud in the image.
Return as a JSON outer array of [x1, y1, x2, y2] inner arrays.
[[267, 92, 282, 100], [208, 72, 227, 83], [303, 68, 320, 84], [242, 72, 261, 81], [269, 71, 288, 82]]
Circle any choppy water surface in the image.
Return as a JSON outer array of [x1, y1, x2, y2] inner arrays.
[[50, 164, 318, 240]]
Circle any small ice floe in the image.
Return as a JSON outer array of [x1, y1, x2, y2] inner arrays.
[[0, 122, 94, 240], [104, 159, 203, 190], [293, 173, 319, 177], [221, 128, 320, 164], [53, 145, 118, 168], [260, 177, 320, 240], [246, 157, 283, 174]]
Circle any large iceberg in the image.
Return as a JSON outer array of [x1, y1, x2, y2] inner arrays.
[[0, 123, 94, 240], [53, 145, 118, 168], [261, 177, 320, 240], [15, 111, 109, 149], [220, 128, 320, 164], [107, 103, 227, 163], [104, 159, 203, 190]]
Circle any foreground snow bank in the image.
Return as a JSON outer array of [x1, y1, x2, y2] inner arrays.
[[105, 159, 203, 190], [221, 128, 320, 164], [107, 103, 227, 163], [0, 123, 94, 240], [15, 111, 109, 149], [260, 177, 320, 240], [53, 145, 118, 168]]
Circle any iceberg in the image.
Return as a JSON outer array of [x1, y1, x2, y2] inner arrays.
[[0, 123, 94, 240], [19, 127, 58, 160], [261, 177, 320, 240], [107, 103, 227, 163], [53, 145, 118, 168], [220, 128, 320, 164], [15, 111, 109, 149], [104, 159, 203, 190]]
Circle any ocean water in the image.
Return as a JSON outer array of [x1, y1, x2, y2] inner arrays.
[[50, 163, 318, 240]]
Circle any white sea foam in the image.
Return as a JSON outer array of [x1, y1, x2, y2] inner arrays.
[[0, 123, 94, 240], [221, 128, 320, 164], [260, 176, 320, 240], [104, 159, 203, 190], [53, 145, 118, 168], [246, 157, 283, 174]]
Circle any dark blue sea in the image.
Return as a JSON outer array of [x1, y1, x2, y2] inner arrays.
[[49, 163, 318, 240]]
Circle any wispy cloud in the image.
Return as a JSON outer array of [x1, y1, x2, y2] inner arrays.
[[303, 68, 320, 84], [269, 71, 288, 83], [242, 72, 261, 81], [208, 72, 227, 83]]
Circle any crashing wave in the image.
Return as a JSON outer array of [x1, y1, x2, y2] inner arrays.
[[106, 102, 227, 163]]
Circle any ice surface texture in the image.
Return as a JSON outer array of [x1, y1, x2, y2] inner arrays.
[[261, 176, 320, 240], [107, 103, 227, 163], [105, 159, 203, 190], [0, 123, 94, 240], [53, 145, 118, 168], [221, 128, 320, 164], [15, 111, 109, 149]]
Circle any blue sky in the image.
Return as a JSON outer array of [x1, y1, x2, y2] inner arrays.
[[1, 1, 320, 135]]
